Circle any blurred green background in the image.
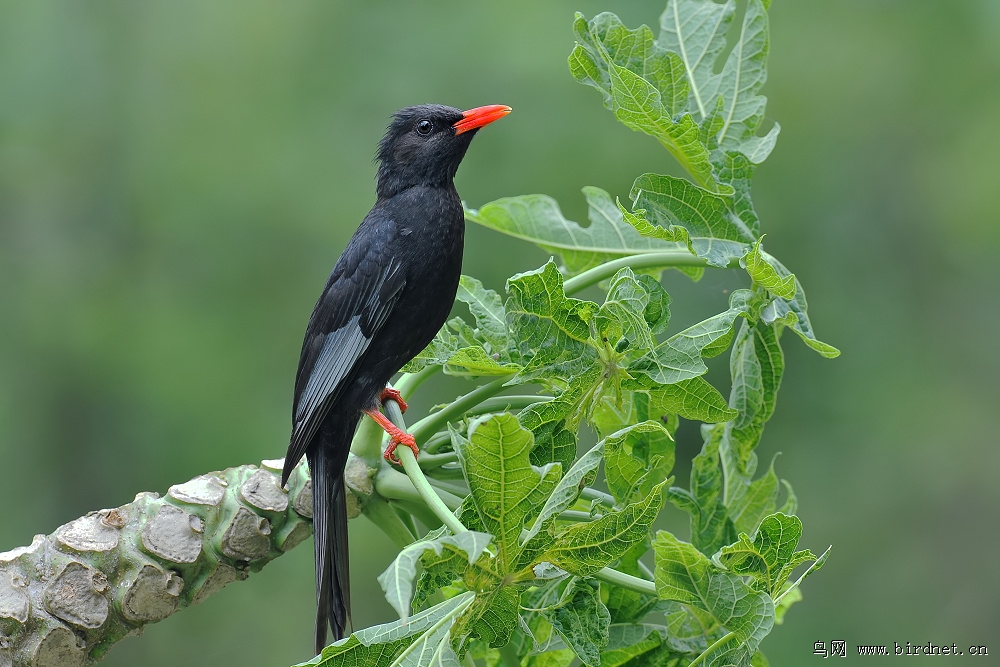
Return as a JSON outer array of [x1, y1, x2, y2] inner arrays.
[[2, 1, 998, 664]]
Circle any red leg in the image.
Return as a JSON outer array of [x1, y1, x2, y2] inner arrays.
[[364, 408, 419, 465], [379, 387, 409, 413]]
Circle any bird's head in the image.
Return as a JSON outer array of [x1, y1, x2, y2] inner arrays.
[[375, 103, 510, 198]]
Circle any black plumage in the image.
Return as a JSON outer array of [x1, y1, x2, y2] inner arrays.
[[280, 103, 510, 654]]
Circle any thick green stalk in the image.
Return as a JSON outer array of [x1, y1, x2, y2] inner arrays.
[[382, 398, 468, 535], [563, 251, 719, 295], [408, 375, 514, 444], [361, 495, 417, 549], [594, 566, 657, 596]]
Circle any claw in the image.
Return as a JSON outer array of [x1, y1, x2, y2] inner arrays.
[[363, 407, 419, 466], [379, 387, 408, 413], [382, 432, 419, 465]]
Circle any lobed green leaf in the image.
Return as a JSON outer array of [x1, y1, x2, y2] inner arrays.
[[541, 578, 610, 667], [714, 513, 806, 596], [294, 592, 475, 667], [602, 421, 675, 506], [454, 414, 561, 572], [631, 289, 752, 385], [630, 173, 752, 268], [378, 530, 493, 620], [653, 531, 774, 652], [533, 481, 666, 576], [467, 188, 687, 277]]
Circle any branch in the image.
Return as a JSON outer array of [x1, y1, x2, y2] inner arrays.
[[0, 459, 314, 666]]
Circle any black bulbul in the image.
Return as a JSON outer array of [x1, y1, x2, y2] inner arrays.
[[280, 103, 511, 653]]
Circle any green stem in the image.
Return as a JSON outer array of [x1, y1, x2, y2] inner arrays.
[[560, 510, 599, 522], [408, 376, 514, 444], [426, 477, 469, 498], [422, 432, 452, 454], [594, 566, 657, 596], [564, 251, 719, 295], [581, 487, 616, 506], [688, 631, 737, 667], [374, 468, 423, 505], [361, 495, 416, 549], [375, 465, 465, 511], [424, 465, 466, 480], [391, 498, 444, 531], [383, 398, 469, 535], [470, 394, 546, 414], [417, 451, 459, 470]]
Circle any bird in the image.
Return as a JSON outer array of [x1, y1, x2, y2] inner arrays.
[[280, 103, 511, 654]]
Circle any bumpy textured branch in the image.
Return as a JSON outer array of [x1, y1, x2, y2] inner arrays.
[[0, 458, 321, 667]]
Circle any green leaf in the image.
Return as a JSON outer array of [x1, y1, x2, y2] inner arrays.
[[517, 578, 572, 656], [443, 346, 522, 377], [605, 539, 660, 624], [611, 65, 717, 190], [524, 650, 576, 667], [773, 586, 801, 625], [648, 376, 738, 423], [728, 321, 784, 457], [568, 12, 718, 189], [710, 0, 778, 163], [534, 481, 666, 576], [658, 0, 734, 122], [602, 421, 674, 505], [758, 252, 840, 358], [663, 603, 713, 654], [412, 548, 467, 614], [456, 275, 509, 357], [741, 237, 795, 299], [294, 592, 475, 667], [659, 0, 780, 165], [452, 584, 521, 649], [467, 188, 690, 276], [717, 151, 761, 236], [631, 173, 753, 268], [518, 385, 583, 470], [631, 289, 752, 385], [667, 424, 733, 555], [653, 531, 775, 652], [597, 268, 663, 354], [401, 327, 460, 373], [724, 453, 778, 538], [454, 413, 561, 572], [598, 624, 666, 666], [541, 578, 610, 667], [522, 440, 605, 548], [505, 260, 596, 386], [715, 513, 805, 596], [378, 531, 493, 619], [569, 12, 688, 116]]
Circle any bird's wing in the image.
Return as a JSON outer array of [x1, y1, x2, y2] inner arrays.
[[284, 219, 407, 477]]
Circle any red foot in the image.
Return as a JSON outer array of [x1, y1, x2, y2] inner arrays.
[[382, 432, 419, 466], [363, 408, 420, 465], [379, 387, 408, 413]]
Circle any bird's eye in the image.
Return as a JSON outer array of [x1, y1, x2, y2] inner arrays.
[[415, 119, 433, 135]]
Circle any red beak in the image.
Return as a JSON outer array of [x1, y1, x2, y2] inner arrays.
[[453, 104, 512, 135]]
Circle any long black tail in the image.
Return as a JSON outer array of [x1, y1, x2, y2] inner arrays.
[[308, 447, 351, 655]]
